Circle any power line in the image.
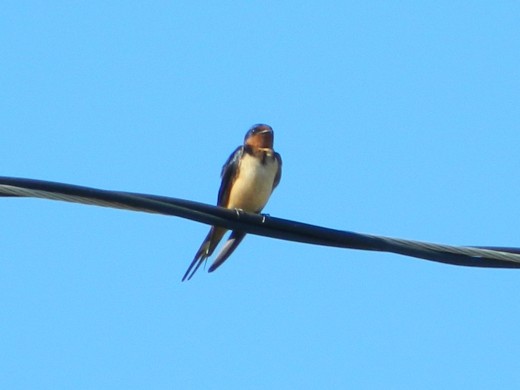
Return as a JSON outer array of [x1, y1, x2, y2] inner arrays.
[[1, 176, 520, 269]]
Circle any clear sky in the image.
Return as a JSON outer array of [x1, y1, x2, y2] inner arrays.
[[2, 2, 520, 389]]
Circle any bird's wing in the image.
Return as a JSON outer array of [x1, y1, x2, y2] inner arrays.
[[217, 146, 244, 206], [208, 231, 247, 273], [272, 152, 282, 190]]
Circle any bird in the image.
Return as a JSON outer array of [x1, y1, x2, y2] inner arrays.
[[182, 124, 282, 281]]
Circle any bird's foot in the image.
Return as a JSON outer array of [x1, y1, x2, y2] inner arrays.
[[260, 213, 270, 223]]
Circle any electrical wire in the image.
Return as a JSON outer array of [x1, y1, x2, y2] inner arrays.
[[1, 176, 520, 269]]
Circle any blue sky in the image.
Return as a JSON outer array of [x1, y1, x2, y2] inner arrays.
[[2, 1, 520, 388]]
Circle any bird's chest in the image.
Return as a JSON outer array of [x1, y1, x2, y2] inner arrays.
[[227, 152, 278, 212]]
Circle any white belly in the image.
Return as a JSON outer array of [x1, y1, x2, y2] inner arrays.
[[226, 153, 279, 212]]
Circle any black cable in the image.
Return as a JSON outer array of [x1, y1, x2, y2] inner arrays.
[[1, 176, 519, 269]]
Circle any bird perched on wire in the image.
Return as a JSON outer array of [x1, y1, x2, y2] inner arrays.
[[182, 124, 282, 281]]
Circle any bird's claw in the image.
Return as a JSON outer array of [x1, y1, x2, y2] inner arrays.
[[260, 213, 270, 223]]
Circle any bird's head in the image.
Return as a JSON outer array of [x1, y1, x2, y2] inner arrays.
[[244, 124, 274, 149]]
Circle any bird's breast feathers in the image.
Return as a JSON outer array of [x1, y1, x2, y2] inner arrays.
[[226, 150, 279, 212]]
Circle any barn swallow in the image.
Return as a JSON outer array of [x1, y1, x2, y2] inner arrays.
[[182, 124, 282, 281]]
